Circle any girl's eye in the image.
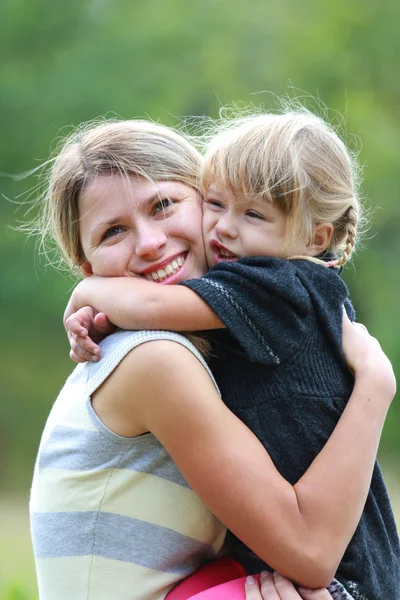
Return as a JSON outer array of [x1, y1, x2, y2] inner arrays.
[[205, 199, 224, 209], [246, 210, 265, 220], [154, 198, 175, 214], [102, 226, 124, 240]]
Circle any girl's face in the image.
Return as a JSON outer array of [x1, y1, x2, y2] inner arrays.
[[203, 182, 294, 266], [79, 175, 207, 284]]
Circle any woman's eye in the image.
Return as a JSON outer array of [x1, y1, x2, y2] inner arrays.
[[154, 198, 174, 214], [102, 226, 124, 240], [246, 210, 265, 220]]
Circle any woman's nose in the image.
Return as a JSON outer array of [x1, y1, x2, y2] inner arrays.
[[134, 224, 168, 260]]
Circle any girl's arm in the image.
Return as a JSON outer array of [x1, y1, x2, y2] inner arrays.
[[64, 275, 222, 331], [93, 323, 395, 589], [64, 276, 221, 361]]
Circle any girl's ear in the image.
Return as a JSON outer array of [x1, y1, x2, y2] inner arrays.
[[80, 260, 93, 278], [308, 223, 334, 255]]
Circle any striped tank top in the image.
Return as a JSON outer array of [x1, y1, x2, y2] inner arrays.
[[30, 330, 226, 600]]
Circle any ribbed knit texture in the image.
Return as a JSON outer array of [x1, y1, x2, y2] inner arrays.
[[182, 257, 400, 600], [30, 330, 226, 600]]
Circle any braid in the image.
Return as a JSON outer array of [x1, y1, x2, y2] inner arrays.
[[288, 255, 333, 268], [334, 206, 358, 268], [289, 205, 358, 270]]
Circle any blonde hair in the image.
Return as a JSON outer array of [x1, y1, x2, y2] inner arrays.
[[34, 119, 202, 273], [201, 107, 364, 268]]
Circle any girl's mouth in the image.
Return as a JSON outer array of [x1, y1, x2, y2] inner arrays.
[[218, 248, 237, 259], [143, 253, 187, 282], [210, 240, 238, 263]]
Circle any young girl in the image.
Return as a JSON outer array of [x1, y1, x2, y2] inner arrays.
[[65, 109, 400, 599]]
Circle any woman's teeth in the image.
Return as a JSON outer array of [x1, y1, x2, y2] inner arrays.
[[147, 256, 185, 282]]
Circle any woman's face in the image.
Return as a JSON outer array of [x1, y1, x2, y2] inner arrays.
[[79, 174, 207, 284]]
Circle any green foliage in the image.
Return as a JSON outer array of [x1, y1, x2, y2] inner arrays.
[[1, 583, 38, 600], [0, 497, 37, 599], [1, 0, 399, 497]]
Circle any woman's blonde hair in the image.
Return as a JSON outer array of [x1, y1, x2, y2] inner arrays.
[[201, 107, 364, 268], [35, 119, 202, 273]]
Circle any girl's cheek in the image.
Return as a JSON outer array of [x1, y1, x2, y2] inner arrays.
[[201, 213, 209, 234]]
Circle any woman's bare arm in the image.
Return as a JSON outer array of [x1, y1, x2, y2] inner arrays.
[[92, 328, 395, 589]]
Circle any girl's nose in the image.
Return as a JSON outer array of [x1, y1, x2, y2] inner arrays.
[[215, 212, 239, 240]]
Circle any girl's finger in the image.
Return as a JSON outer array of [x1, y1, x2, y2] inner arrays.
[[70, 336, 100, 362], [69, 349, 90, 364], [65, 315, 89, 337], [93, 312, 115, 333]]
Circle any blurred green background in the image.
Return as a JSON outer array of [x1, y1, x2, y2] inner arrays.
[[1, 0, 399, 597]]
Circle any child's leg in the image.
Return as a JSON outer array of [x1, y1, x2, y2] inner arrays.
[[166, 556, 247, 600]]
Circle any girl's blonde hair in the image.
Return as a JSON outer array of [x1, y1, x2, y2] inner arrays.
[[35, 119, 202, 273], [201, 108, 364, 268]]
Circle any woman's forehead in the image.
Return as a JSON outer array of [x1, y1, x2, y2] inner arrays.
[[79, 175, 200, 234], [81, 174, 191, 205]]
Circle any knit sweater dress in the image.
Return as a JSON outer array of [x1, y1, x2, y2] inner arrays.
[[182, 257, 400, 600]]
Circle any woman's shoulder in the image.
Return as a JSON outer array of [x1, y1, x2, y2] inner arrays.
[[92, 329, 216, 384], [88, 330, 220, 437]]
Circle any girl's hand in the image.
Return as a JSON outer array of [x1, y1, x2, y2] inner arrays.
[[66, 306, 115, 363], [342, 311, 396, 401], [245, 572, 333, 600]]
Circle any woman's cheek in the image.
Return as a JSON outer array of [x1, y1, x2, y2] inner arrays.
[[94, 249, 125, 278], [176, 210, 203, 241]]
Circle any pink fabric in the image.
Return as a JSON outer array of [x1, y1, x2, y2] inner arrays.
[[166, 557, 247, 600], [187, 576, 260, 599]]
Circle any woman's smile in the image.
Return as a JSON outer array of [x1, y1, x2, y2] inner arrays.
[[141, 252, 187, 283]]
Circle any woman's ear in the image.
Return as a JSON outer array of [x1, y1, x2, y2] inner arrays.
[[80, 260, 93, 278], [307, 223, 334, 255]]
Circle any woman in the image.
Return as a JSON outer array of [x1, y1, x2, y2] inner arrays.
[[30, 119, 395, 600]]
